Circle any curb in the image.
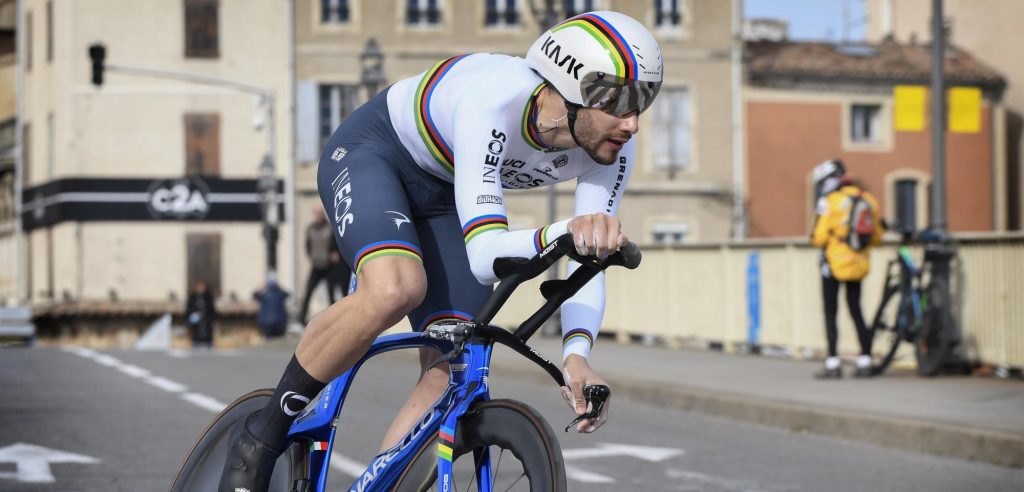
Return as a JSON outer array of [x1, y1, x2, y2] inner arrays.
[[488, 356, 1024, 469]]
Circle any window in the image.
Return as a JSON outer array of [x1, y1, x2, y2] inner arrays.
[[184, 113, 221, 176], [25, 11, 31, 71], [485, 0, 519, 27], [45, 1, 52, 62], [850, 104, 881, 143], [650, 88, 691, 173], [187, 233, 222, 299], [318, 84, 360, 149], [321, 0, 350, 23], [894, 179, 918, 232], [185, 0, 219, 58], [652, 222, 690, 245], [563, 0, 596, 18], [654, 0, 682, 28], [407, 0, 441, 27]]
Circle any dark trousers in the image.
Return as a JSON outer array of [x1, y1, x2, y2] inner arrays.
[[822, 276, 872, 357], [298, 267, 339, 324]]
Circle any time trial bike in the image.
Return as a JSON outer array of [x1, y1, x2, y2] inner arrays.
[[170, 233, 641, 491]]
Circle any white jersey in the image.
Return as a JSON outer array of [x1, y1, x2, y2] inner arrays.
[[387, 53, 634, 359]]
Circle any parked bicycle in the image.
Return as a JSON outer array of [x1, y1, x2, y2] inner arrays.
[[869, 220, 960, 376], [170, 233, 641, 491]]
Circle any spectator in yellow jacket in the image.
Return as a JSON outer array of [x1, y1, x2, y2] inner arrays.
[[811, 161, 883, 378]]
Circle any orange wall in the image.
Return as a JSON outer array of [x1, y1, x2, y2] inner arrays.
[[746, 99, 993, 237]]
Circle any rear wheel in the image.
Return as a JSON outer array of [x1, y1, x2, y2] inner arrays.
[[169, 389, 308, 492], [870, 284, 906, 375], [395, 399, 566, 492]]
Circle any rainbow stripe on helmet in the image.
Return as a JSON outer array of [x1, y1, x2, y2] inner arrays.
[[551, 13, 638, 79]]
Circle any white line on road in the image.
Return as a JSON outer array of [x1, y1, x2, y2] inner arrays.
[[564, 465, 615, 483], [666, 468, 770, 492], [115, 364, 152, 378], [330, 453, 367, 478], [181, 393, 228, 413], [144, 376, 188, 393], [90, 353, 122, 367]]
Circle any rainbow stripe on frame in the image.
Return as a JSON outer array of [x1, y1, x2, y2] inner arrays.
[[438, 425, 456, 462], [462, 214, 508, 244], [353, 240, 423, 274], [552, 13, 638, 79], [414, 55, 469, 175]]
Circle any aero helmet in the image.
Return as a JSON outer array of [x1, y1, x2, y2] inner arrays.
[[526, 11, 663, 117]]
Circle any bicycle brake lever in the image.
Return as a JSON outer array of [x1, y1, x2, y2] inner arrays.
[[564, 384, 610, 432]]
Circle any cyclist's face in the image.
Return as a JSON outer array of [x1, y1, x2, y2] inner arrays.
[[574, 107, 639, 165]]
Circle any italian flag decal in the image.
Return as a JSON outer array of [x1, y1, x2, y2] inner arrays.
[[310, 441, 329, 452]]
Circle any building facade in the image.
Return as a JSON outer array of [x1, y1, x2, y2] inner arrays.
[[744, 39, 1005, 238], [6, 0, 292, 332], [865, 0, 1024, 230], [293, 0, 739, 262]]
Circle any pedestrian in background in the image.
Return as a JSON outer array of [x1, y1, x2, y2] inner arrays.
[[185, 280, 217, 349], [328, 249, 351, 298], [811, 159, 884, 378], [298, 206, 341, 325]]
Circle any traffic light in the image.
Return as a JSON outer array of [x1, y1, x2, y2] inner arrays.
[[88, 44, 105, 87]]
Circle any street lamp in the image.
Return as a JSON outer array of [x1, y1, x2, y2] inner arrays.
[[359, 38, 387, 99]]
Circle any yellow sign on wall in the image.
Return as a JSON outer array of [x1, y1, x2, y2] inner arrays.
[[948, 86, 982, 133], [894, 85, 927, 132]]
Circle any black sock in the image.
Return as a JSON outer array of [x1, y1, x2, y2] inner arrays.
[[246, 355, 326, 449]]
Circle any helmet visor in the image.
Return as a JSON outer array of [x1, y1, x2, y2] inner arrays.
[[580, 72, 662, 117]]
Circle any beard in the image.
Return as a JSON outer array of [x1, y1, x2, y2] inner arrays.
[[573, 110, 618, 165]]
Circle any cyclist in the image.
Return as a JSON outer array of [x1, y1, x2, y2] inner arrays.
[[220, 11, 663, 491], [811, 160, 884, 379]]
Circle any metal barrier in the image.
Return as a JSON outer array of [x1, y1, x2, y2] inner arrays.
[[492, 234, 1024, 368]]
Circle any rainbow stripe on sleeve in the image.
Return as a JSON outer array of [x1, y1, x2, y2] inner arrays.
[[462, 214, 508, 244], [353, 240, 423, 274], [533, 225, 552, 253], [414, 55, 469, 175], [562, 328, 594, 350], [551, 13, 637, 79]]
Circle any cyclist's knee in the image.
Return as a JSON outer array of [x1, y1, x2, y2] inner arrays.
[[359, 257, 427, 318]]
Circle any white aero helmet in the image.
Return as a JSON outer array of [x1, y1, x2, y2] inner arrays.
[[526, 11, 663, 116]]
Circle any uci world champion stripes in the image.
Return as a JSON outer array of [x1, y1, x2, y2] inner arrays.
[[414, 55, 469, 175], [438, 424, 456, 462], [353, 240, 423, 274], [552, 13, 637, 79], [563, 328, 594, 350], [533, 225, 553, 253], [462, 214, 508, 244]]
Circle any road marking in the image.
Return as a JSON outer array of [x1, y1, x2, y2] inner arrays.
[[564, 465, 615, 483], [90, 353, 122, 367], [115, 364, 151, 378], [562, 443, 683, 462], [666, 469, 770, 492], [143, 375, 188, 393], [330, 453, 367, 478], [182, 393, 227, 413], [0, 443, 100, 483]]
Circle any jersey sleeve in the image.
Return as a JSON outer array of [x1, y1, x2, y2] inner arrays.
[[560, 140, 635, 361], [453, 118, 570, 285]]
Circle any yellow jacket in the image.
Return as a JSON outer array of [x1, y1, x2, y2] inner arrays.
[[812, 185, 883, 281]]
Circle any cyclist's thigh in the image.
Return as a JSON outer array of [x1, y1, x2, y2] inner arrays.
[[407, 212, 493, 333], [317, 146, 424, 280]]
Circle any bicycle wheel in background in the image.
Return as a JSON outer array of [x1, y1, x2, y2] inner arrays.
[[869, 284, 907, 375], [915, 277, 957, 376], [395, 399, 567, 492], [169, 389, 308, 492]]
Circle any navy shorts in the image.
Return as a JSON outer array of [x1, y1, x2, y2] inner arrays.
[[316, 88, 491, 332]]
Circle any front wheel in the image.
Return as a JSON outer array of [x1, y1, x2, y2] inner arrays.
[[870, 284, 906, 375], [395, 399, 567, 492], [169, 389, 308, 492]]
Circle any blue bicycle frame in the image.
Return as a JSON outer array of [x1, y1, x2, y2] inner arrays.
[[285, 329, 496, 492]]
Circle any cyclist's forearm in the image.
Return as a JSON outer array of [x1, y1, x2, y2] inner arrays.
[[560, 262, 605, 361], [463, 219, 570, 284]]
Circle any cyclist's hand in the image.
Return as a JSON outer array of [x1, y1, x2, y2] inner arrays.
[[567, 214, 627, 260], [561, 355, 610, 433]]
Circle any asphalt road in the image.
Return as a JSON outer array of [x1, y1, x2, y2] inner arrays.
[[1, 344, 1022, 492]]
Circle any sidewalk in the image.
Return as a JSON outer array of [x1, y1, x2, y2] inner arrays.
[[491, 335, 1024, 468]]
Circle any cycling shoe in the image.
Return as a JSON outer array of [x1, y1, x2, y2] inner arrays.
[[219, 415, 282, 492]]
